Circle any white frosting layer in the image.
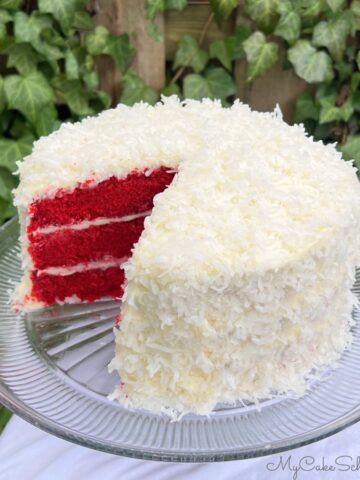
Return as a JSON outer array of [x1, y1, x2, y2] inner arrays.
[[40, 257, 126, 276], [34, 211, 150, 235], [109, 101, 360, 416]]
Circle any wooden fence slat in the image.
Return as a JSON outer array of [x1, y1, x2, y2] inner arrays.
[[96, 0, 165, 103], [165, 5, 234, 59]]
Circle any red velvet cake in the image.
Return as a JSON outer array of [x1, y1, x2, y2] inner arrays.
[[16, 167, 175, 309]]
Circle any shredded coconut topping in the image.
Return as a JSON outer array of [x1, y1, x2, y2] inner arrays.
[[108, 98, 360, 417], [14, 96, 360, 416]]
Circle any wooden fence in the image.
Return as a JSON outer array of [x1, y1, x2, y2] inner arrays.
[[95, 0, 312, 123]]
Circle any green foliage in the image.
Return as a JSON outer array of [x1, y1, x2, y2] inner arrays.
[[121, 70, 159, 106], [210, 0, 237, 24], [243, 31, 278, 81], [288, 40, 334, 83], [339, 135, 360, 166], [209, 26, 251, 70], [274, 2, 300, 44], [244, 0, 279, 33], [173, 35, 208, 73], [312, 16, 350, 62], [183, 67, 235, 103], [0, 406, 12, 433], [0, 1, 136, 222]]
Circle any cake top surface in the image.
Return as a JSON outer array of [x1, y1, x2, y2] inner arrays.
[[120, 99, 360, 275], [14, 97, 222, 206], [14, 96, 359, 217]]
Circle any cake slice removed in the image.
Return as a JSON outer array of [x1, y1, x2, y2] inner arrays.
[[109, 103, 360, 416]]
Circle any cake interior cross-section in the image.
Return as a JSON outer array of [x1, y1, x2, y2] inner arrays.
[[20, 167, 175, 308]]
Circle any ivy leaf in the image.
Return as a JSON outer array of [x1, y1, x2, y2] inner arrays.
[[351, 72, 360, 93], [106, 34, 135, 73], [243, 32, 278, 82], [229, 25, 252, 59], [146, 23, 163, 42], [34, 104, 59, 137], [274, 9, 301, 44], [338, 135, 360, 166], [6, 43, 40, 75], [209, 39, 232, 70], [0, 76, 5, 113], [146, 0, 165, 20], [288, 40, 333, 83], [294, 0, 324, 27], [319, 94, 354, 123], [0, 167, 16, 201], [0, 0, 21, 9], [183, 67, 235, 102], [0, 134, 34, 172], [121, 70, 159, 106], [83, 71, 99, 90], [14, 11, 52, 44], [41, 26, 67, 48], [326, 0, 345, 12], [89, 90, 111, 110], [350, 0, 360, 16], [335, 62, 352, 82], [0, 9, 12, 22], [165, 0, 187, 10], [85, 27, 134, 73], [313, 17, 350, 62], [73, 11, 95, 30], [210, 0, 237, 25], [173, 35, 208, 73], [183, 74, 211, 99], [13, 11, 63, 62], [294, 93, 319, 123], [161, 83, 181, 97], [210, 25, 251, 69], [65, 49, 79, 79], [0, 21, 6, 40], [4, 72, 54, 124], [85, 25, 109, 55], [61, 79, 93, 116], [206, 67, 235, 100], [38, 0, 77, 32], [244, 0, 279, 33]]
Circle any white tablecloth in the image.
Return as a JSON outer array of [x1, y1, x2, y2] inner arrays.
[[1, 415, 360, 480]]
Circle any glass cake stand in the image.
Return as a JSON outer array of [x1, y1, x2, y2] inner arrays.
[[1, 216, 360, 462]]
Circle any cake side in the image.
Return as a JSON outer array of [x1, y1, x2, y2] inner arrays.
[[109, 104, 360, 416]]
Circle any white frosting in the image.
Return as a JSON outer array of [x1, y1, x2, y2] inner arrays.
[[109, 101, 360, 416], [40, 257, 126, 276], [34, 211, 150, 235]]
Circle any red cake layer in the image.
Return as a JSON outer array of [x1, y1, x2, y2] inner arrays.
[[28, 167, 175, 232], [30, 267, 125, 304], [29, 217, 146, 269]]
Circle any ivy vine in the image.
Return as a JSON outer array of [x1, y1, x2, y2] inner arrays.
[[0, 0, 359, 225]]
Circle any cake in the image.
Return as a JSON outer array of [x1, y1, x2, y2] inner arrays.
[[14, 97, 360, 417]]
